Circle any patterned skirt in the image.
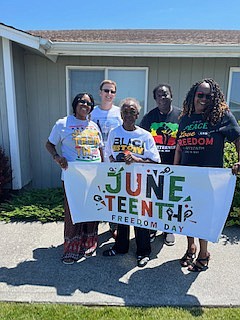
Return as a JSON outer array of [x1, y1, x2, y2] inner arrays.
[[63, 187, 98, 261]]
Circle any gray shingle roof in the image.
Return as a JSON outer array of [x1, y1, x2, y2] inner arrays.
[[27, 29, 240, 45]]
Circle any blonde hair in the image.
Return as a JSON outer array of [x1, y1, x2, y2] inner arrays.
[[99, 80, 117, 91]]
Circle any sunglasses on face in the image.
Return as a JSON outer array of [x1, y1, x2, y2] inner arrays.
[[156, 93, 169, 98], [102, 89, 116, 94], [122, 109, 138, 115], [77, 99, 93, 107], [196, 92, 214, 100]]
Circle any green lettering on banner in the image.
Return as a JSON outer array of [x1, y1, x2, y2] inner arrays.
[[106, 172, 121, 193], [155, 202, 174, 219], [129, 198, 138, 215], [118, 196, 126, 213], [169, 176, 185, 201]]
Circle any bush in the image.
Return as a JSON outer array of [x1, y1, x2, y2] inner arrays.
[[0, 146, 12, 201], [224, 140, 240, 227], [0, 188, 64, 223]]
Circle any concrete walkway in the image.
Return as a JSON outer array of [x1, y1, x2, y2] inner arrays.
[[0, 221, 239, 306]]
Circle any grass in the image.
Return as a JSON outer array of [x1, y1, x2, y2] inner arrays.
[[0, 188, 64, 223], [0, 304, 240, 320]]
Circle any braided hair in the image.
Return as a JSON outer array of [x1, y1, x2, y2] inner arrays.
[[180, 78, 229, 125]]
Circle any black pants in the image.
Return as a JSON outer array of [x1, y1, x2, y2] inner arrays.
[[113, 224, 151, 257]]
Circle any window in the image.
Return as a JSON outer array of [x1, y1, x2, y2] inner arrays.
[[227, 67, 240, 121], [66, 67, 148, 123]]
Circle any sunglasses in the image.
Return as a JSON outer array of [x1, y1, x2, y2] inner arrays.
[[122, 109, 138, 115], [196, 92, 214, 100], [102, 89, 116, 94], [156, 93, 169, 98], [77, 99, 93, 107]]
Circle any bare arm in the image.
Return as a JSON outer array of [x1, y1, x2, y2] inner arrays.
[[45, 140, 68, 170], [99, 147, 104, 162], [109, 155, 116, 162], [173, 144, 182, 165], [232, 136, 240, 175], [124, 151, 158, 165]]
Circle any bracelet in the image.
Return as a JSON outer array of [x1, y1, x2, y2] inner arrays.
[[53, 153, 59, 160]]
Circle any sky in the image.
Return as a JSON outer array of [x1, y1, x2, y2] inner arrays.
[[1, 0, 240, 31]]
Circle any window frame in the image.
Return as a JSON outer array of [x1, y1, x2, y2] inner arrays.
[[227, 67, 240, 114], [66, 66, 149, 117]]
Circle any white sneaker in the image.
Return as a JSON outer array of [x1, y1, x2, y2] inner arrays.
[[137, 256, 150, 267], [164, 233, 175, 246]]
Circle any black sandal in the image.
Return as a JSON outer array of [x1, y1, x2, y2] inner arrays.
[[188, 254, 210, 272], [180, 250, 196, 267], [103, 248, 117, 257]]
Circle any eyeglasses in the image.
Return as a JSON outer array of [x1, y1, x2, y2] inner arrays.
[[77, 99, 93, 107], [102, 89, 116, 94], [196, 92, 214, 100], [122, 109, 138, 115], [156, 93, 169, 98]]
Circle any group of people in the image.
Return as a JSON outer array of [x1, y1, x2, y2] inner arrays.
[[46, 78, 240, 271]]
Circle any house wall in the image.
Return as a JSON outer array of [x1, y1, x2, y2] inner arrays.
[[0, 38, 10, 155], [12, 43, 31, 187], [23, 53, 240, 188]]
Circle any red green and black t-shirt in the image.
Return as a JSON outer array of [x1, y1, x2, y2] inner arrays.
[[140, 106, 180, 164], [177, 111, 240, 168]]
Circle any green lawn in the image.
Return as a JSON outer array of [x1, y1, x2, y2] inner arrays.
[[0, 304, 240, 320]]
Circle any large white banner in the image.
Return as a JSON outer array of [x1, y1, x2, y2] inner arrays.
[[64, 162, 236, 243]]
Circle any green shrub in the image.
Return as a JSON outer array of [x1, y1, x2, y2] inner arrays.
[[224, 141, 238, 168], [225, 176, 240, 227], [0, 188, 64, 223], [223, 138, 240, 227]]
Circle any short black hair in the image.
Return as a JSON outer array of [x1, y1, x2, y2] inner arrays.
[[72, 93, 95, 115], [153, 84, 173, 99]]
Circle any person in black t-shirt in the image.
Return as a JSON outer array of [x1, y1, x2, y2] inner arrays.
[[174, 78, 240, 272], [140, 84, 181, 246]]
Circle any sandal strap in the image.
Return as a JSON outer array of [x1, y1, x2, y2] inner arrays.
[[103, 248, 117, 256], [180, 250, 196, 267], [182, 251, 196, 260], [196, 254, 210, 267], [188, 254, 210, 272]]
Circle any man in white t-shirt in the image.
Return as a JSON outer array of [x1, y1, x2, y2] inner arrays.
[[91, 80, 122, 238]]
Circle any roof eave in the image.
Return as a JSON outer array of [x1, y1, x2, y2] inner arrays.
[[0, 24, 57, 62], [47, 42, 240, 58]]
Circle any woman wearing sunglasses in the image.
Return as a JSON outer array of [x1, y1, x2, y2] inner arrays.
[[46, 93, 104, 264], [174, 78, 240, 272], [102, 97, 160, 267]]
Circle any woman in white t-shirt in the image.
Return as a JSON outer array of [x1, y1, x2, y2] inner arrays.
[[46, 93, 104, 264]]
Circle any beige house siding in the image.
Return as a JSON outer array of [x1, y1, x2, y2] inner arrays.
[[21, 53, 240, 188]]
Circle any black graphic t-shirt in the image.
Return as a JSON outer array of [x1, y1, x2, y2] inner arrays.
[[140, 106, 180, 164], [177, 111, 240, 168]]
